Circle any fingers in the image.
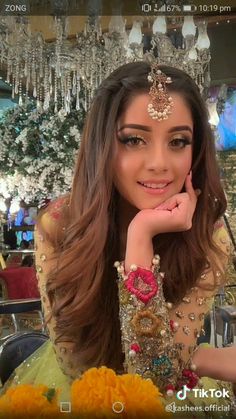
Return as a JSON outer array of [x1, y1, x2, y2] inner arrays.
[[155, 199, 177, 211], [155, 171, 201, 212], [185, 171, 201, 202], [184, 171, 195, 199]]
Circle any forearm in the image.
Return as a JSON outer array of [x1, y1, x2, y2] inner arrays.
[[125, 225, 154, 272], [193, 345, 236, 382]]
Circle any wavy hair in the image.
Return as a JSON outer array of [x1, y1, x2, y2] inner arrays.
[[39, 62, 227, 372]]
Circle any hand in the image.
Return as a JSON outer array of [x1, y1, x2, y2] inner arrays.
[[128, 172, 201, 239], [193, 345, 236, 382]]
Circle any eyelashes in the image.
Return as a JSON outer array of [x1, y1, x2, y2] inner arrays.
[[117, 135, 145, 146], [117, 134, 192, 149], [170, 138, 192, 148]]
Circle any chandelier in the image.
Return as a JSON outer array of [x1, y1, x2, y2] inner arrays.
[[0, 14, 211, 113]]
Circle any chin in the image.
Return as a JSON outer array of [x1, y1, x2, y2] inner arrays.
[[135, 202, 163, 210]]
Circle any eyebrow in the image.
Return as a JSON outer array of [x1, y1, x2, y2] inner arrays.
[[118, 124, 151, 132], [169, 125, 193, 134], [117, 124, 193, 134]]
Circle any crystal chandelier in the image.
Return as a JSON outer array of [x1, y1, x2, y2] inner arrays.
[[0, 14, 211, 113], [150, 17, 211, 89]]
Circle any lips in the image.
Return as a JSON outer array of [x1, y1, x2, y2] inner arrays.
[[138, 181, 171, 190]]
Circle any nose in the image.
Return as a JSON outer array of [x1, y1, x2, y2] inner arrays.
[[145, 143, 169, 173]]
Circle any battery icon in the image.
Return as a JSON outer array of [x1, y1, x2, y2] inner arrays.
[[183, 5, 197, 12]]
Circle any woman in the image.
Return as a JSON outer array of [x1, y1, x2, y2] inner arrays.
[[5, 62, 235, 414]]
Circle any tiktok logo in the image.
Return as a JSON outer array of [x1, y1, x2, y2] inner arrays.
[[176, 385, 191, 400]]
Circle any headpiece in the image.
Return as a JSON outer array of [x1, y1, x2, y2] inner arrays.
[[147, 62, 174, 121]]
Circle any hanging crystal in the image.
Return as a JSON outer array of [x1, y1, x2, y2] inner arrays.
[[54, 70, 58, 113], [18, 77, 23, 106], [76, 71, 80, 111], [72, 71, 76, 96], [0, 14, 211, 114]]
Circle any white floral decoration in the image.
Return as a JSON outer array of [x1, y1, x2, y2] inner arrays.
[[0, 101, 85, 203]]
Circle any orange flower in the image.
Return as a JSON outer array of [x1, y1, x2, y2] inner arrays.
[[118, 373, 166, 418], [71, 366, 169, 418], [0, 384, 61, 418], [0, 368, 170, 418], [71, 367, 121, 418]]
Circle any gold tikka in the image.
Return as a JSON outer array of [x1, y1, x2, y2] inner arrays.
[[147, 62, 174, 121]]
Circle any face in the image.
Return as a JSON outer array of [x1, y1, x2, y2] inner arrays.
[[113, 93, 193, 210]]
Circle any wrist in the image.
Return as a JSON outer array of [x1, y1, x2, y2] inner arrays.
[[127, 221, 152, 241], [125, 227, 154, 272], [193, 346, 236, 382], [128, 212, 160, 239], [192, 346, 219, 379]]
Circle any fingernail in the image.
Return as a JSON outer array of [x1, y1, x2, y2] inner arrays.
[[189, 170, 192, 180]]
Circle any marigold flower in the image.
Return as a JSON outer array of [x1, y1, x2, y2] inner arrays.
[[0, 384, 61, 418], [0, 367, 169, 418], [71, 366, 168, 418]]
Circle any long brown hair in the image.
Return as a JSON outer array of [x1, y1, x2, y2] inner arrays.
[[39, 62, 227, 372]]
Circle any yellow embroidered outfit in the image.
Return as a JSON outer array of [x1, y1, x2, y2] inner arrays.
[[1, 210, 235, 417]]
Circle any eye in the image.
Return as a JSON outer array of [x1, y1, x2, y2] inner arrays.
[[117, 135, 146, 146], [169, 137, 192, 149]]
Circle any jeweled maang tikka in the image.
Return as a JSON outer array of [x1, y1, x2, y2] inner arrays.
[[147, 62, 174, 121]]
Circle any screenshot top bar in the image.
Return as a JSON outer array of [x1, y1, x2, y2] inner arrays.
[[0, 1, 235, 16]]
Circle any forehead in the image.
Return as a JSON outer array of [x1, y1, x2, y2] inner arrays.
[[118, 93, 193, 128]]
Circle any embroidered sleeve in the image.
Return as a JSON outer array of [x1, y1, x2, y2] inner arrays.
[[168, 285, 214, 366], [115, 222, 231, 395], [169, 223, 231, 363], [35, 209, 81, 381]]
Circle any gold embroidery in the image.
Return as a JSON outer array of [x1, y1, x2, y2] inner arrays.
[[194, 329, 200, 338], [132, 310, 162, 337], [175, 310, 185, 319], [182, 296, 191, 303], [196, 297, 205, 306], [36, 265, 43, 273], [188, 313, 196, 321], [183, 326, 191, 335], [200, 328, 206, 336], [40, 284, 47, 293], [116, 260, 183, 392], [188, 345, 197, 355]]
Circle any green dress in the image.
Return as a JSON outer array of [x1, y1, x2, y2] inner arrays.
[[1, 340, 235, 417], [1, 213, 236, 417]]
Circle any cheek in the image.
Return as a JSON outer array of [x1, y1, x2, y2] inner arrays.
[[175, 152, 192, 180], [113, 155, 128, 190], [114, 152, 136, 178], [181, 160, 192, 175]]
